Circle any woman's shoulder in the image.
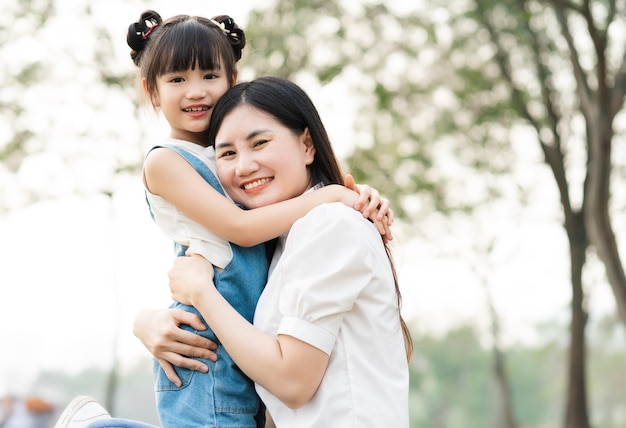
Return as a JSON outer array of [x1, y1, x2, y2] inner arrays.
[[293, 202, 378, 240], [308, 201, 365, 220]]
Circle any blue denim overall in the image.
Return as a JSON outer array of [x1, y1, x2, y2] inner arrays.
[[148, 145, 268, 428]]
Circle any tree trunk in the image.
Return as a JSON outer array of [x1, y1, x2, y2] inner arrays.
[[584, 118, 626, 327], [492, 337, 517, 428], [563, 211, 589, 428], [482, 271, 517, 428]]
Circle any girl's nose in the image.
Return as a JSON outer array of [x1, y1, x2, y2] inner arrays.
[[187, 81, 207, 99]]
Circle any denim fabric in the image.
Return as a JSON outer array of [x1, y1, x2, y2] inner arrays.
[[148, 146, 268, 428], [86, 419, 158, 428]]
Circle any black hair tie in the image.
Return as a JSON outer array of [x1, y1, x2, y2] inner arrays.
[[127, 10, 162, 53]]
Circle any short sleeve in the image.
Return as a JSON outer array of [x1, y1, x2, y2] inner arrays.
[[276, 203, 378, 355]]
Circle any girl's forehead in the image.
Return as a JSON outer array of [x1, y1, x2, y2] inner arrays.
[[166, 61, 222, 73], [156, 31, 227, 71], [161, 50, 222, 71]]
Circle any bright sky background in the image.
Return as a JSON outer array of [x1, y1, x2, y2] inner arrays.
[[0, 0, 620, 398]]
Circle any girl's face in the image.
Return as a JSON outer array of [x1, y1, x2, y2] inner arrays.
[[145, 65, 234, 146], [215, 104, 316, 209]]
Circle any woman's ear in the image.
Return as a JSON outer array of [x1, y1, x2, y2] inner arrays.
[[302, 128, 316, 165], [141, 78, 160, 108]]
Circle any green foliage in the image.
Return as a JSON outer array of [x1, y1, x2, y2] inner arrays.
[[410, 327, 492, 427], [410, 325, 588, 427], [0, 0, 146, 209], [587, 314, 626, 427], [243, 0, 521, 223], [20, 319, 626, 428], [0, 130, 33, 171], [506, 344, 565, 424], [0, 0, 52, 168], [406, 319, 626, 427]]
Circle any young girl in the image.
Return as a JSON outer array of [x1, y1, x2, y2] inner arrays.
[[169, 76, 413, 427], [125, 10, 393, 428]]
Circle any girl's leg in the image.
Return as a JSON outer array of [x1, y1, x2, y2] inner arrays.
[[86, 419, 158, 428], [54, 396, 158, 428]]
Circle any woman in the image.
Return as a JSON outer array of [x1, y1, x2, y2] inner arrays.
[[54, 76, 410, 428], [169, 76, 412, 426]]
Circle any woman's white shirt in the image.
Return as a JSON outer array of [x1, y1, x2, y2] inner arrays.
[[254, 202, 409, 427]]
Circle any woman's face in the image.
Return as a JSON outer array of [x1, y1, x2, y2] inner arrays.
[[215, 104, 316, 209]]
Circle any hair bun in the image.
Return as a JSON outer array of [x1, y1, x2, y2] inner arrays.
[[127, 10, 162, 65], [212, 15, 246, 61]]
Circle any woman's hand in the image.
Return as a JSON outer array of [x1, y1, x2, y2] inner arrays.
[[133, 307, 217, 387], [343, 174, 394, 241], [168, 254, 215, 307]]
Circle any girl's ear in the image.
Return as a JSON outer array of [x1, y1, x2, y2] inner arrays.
[[230, 70, 238, 87], [302, 128, 316, 165], [141, 78, 160, 107]]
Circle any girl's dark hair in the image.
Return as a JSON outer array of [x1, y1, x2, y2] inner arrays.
[[207, 76, 413, 361], [126, 10, 245, 96]]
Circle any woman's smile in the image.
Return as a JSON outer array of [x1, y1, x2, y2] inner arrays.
[[242, 177, 273, 191]]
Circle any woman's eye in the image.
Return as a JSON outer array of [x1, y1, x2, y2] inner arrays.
[[218, 150, 236, 158], [253, 139, 269, 148]]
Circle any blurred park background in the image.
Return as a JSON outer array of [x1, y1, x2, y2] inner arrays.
[[1, 0, 626, 427]]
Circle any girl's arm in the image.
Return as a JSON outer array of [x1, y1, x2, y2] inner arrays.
[[344, 173, 393, 242], [168, 255, 328, 409], [144, 149, 392, 247]]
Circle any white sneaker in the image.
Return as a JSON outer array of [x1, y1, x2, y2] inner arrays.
[[54, 396, 111, 428]]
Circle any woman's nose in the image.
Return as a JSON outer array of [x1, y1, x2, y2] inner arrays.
[[235, 152, 259, 176]]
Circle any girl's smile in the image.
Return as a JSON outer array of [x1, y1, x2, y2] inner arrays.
[[182, 104, 211, 117]]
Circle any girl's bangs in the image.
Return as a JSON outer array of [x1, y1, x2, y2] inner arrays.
[[158, 26, 223, 73]]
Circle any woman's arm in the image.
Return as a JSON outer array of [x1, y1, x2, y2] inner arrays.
[[144, 149, 392, 247], [168, 255, 329, 409], [133, 307, 218, 387]]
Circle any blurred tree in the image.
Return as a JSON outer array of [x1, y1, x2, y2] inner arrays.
[[410, 326, 492, 427], [421, 1, 626, 426], [1, 0, 147, 414], [244, 1, 626, 427], [244, 1, 465, 221], [409, 325, 569, 428], [0, 0, 55, 209], [471, 238, 518, 428], [35, 360, 159, 424], [31, 322, 626, 428], [586, 313, 626, 427], [0, 0, 143, 211]]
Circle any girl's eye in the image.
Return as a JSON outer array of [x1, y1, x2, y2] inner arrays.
[[169, 76, 184, 83], [204, 73, 218, 80]]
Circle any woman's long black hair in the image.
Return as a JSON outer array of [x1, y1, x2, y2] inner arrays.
[[207, 76, 413, 361]]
